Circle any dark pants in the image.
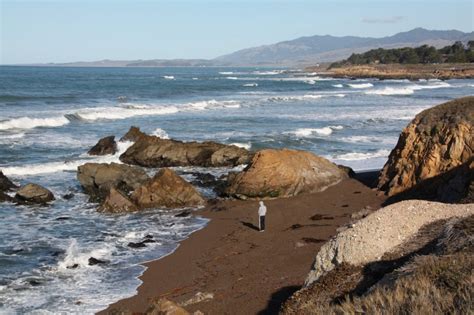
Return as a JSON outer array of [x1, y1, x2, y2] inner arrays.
[[259, 215, 265, 231]]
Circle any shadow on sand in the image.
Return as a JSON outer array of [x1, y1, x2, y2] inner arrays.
[[240, 221, 260, 231]]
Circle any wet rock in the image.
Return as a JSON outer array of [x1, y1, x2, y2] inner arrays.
[[98, 188, 139, 213], [128, 242, 147, 249], [0, 171, 17, 191], [225, 149, 348, 199], [378, 96, 474, 202], [131, 168, 205, 209], [175, 211, 191, 217], [87, 136, 118, 156], [0, 191, 13, 203], [77, 162, 149, 202], [88, 257, 107, 265], [15, 183, 55, 204], [62, 193, 74, 200]]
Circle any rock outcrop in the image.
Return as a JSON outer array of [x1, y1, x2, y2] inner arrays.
[[77, 162, 149, 201], [87, 136, 117, 155], [119, 134, 252, 168], [15, 183, 55, 204], [303, 200, 474, 287], [378, 97, 473, 201], [120, 126, 147, 142], [131, 168, 205, 209], [0, 171, 17, 192], [98, 188, 139, 213], [225, 149, 347, 199]]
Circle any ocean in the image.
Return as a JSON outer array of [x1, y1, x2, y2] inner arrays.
[[0, 66, 472, 313]]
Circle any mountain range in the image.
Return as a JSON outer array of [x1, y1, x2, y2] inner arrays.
[[32, 28, 474, 67]]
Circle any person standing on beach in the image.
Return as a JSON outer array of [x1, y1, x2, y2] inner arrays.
[[258, 201, 267, 232]]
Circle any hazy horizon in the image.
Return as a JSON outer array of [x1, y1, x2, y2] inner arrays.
[[1, 0, 473, 64]]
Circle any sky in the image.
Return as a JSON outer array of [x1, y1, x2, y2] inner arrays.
[[1, 0, 473, 64]]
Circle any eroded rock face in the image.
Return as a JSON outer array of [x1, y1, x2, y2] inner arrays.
[[98, 188, 139, 213], [77, 162, 149, 201], [87, 136, 117, 156], [378, 97, 474, 200], [225, 149, 347, 199], [131, 168, 205, 209], [15, 183, 55, 204], [0, 171, 17, 192], [119, 135, 252, 168]]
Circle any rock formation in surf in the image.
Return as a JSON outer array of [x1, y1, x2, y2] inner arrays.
[[225, 149, 347, 199], [15, 183, 55, 204], [131, 168, 205, 209], [88, 135, 118, 156], [98, 187, 139, 213], [378, 96, 473, 202]]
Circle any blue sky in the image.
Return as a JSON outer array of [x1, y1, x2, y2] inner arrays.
[[1, 0, 473, 64]]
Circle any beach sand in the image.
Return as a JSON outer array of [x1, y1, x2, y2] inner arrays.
[[100, 174, 385, 314]]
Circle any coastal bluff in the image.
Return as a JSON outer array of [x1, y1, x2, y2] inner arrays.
[[378, 96, 473, 202]]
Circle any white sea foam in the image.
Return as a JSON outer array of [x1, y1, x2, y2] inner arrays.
[[226, 76, 238, 80], [0, 116, 70, 131], [57, 239, 113, 270], [2, 141, 133, 176], [186, 99, 240, 110], [348, 83, 373, 89], [152, 128, 169, 139], [230, 142, 252, 150], [252, 70, 284, 75], [0, 132, 26, 140], [163, 76, 175, 80], [192, 77, 199, 80], [332, 149, 391, 161], [339, 135, 397, 145], [332, 84, 343, 88], [219, 71, 234, 75], [73, 105, 179, 121], [291, 125, 343, 137], [268, 93, 345, 102], [365, 82, 451, 96], [243, 83, 258, 87]]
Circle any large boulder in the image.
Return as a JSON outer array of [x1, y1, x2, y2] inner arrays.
[[225, 149, 347, 199], [0, 171, 17, 192], [87, 136, 117, 156], [98, 188, 139, 213], [77, 162, 149, 201], [378, 97, 474, 201], [15, 183, 55, 204], [119, 134, 252, 168], [131, 168, 205, 209]]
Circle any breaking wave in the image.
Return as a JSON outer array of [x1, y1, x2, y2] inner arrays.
[[289, 125, 344, 137], [348, 83, 373, 89], [0, 116, 70, 131]]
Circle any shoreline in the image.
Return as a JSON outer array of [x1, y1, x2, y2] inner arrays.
[[310, 63, 474, 80], [99, 173, 385, 314]]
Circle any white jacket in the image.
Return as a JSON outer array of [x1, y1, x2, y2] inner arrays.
[[258, 201, 267, 216]]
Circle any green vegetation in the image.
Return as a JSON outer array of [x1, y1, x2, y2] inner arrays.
[[330, 41, 474, 68]]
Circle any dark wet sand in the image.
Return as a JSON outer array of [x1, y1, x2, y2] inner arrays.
[[100, 178, 385, 314]]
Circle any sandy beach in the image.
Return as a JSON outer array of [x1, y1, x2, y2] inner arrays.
[[100, 173, 385, 314]]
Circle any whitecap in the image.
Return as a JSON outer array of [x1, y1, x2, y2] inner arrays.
[[0, 116, 70, 131], [152, 128, 169, 139], [365, 87, 414, 96], [332, 84, 343, 88], [219, 71, 234, 75], [230, 142, 252, 150], [73, 105, 179, 121], [226, 77, 238, 80], [290, 125, 343, 137], [243, 83, 258, 87], [348, 83, 373, 89], [163, 76, 175, 80], [332, 149, 391, 161]]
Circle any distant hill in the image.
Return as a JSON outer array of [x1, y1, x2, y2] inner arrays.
[[18, 28, 474, 68], [215, 28, 474, 66]]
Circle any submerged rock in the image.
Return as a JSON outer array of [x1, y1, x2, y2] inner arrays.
[[225, 149, 347, 199], [77, 162, 149, 202], [15, 183, 55, 204], [87, 135, 117, 156], [131, 168, 206, 209], [98, 188, 139, 213], [119, 133, 252, 168], [378, 96, 473, 202]]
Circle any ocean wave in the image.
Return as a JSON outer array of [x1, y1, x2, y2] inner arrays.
[[332, 84, 343, 88], [0, 116, 70, 131], [152, 128, 169, 139], [252, 70, 285, 75], [163, 76, 175, 80], [230, 142, 252, 150], [72, 105, 179, 121], [338, 135, 398, 145], [0, 132, 26, 140], [348, 83, 374, 89], [219, 71, 234, 75], [186, 99, 240, 110], [365, 82, 451, 96], [332, 149, 391, 161], [243, 83, 258, 87], [57, 239, 113, 270], [2, 141, 133, 176], [268, 93, 345, 102], [290, 125, 344, 137]]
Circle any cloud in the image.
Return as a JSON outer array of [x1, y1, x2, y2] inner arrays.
[[362, 16, 404, 24]]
